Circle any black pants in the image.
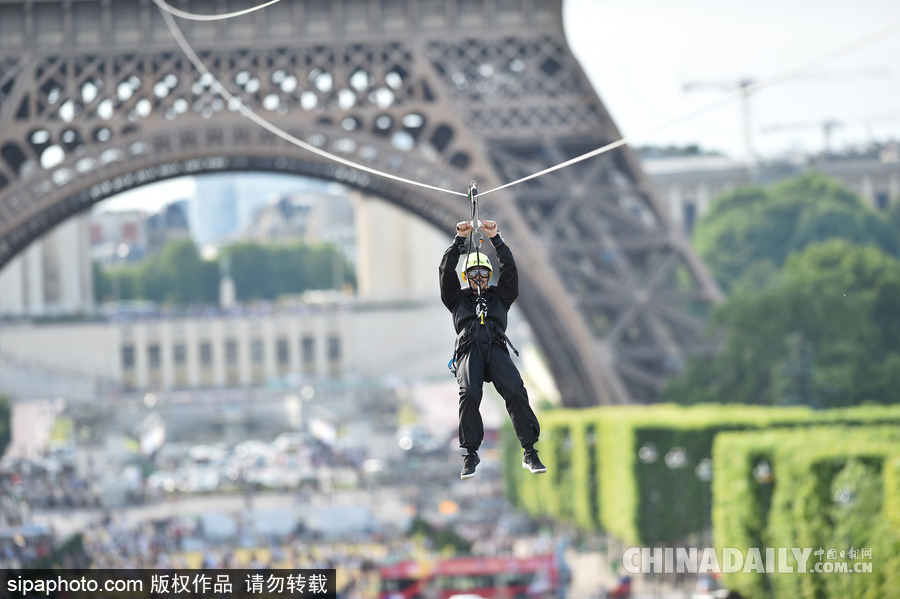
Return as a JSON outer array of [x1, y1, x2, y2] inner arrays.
[[456, 340, 540, 451]]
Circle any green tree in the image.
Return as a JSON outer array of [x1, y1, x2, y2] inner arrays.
[[137, 257, 169, 303], [156, 240, 218, 304], [223, 242, 274, 301], [270, 244, 304, 296], [94, 239, 355, 306], [0, 394, 10, 458], [693, 173, 900, 292], [222, 240, 354, 301], [102, 265, 140, 301], [92, 262, 111, 302], [95, 241, 221, 304], [885, 197, 900, 230], [665, 240, 900, 407]]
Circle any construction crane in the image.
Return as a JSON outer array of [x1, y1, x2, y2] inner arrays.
[[682, 77, 756, 161], [683, 68, 890, 162], [759, 115, 900, 155]]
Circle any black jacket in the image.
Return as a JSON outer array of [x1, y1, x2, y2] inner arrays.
[[439, 234, 518, 344]]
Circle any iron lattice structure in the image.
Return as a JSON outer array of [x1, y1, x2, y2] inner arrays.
[[0, 0, 722, 406]]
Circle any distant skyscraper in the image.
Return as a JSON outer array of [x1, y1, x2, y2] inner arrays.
[[146, 199, 191, 255], [190, 174, 239, 247], [234, 173, 327, 231], [189, 173, 331, 247]]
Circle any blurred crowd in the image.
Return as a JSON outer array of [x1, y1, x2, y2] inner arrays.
[[1, 456, 101, 514], [1, 449, 100, 568], [0, 418, 554, 593], [80, 514, 417, 599]]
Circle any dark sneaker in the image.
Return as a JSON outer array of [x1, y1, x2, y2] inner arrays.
[[522, 449, 547, 474], [460, 452, 481, 480]]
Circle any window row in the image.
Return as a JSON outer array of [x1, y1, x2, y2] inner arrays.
[[121, 335, 341, 373]]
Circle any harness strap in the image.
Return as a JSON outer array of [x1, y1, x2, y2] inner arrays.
[[496, 328, 520, 357], [453, 316, 519, 359]]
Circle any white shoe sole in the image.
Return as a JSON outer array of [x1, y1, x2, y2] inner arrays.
[[522, 461, 547, 474], [460, 472, 476, 480]]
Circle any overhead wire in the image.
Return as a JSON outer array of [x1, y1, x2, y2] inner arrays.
[[151, 0, 466, 198], [153, 0, 900, 202]]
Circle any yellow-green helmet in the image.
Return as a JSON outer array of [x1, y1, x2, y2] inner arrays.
[[461, 253, 493, 281]]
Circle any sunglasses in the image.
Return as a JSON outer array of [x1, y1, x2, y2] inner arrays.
[[467, 268, 491, 279]]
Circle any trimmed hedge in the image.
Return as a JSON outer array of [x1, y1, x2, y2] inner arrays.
[[0, 394, 10, 459], [502, 412, 575, 519], [709, 430, 780, 599], [504, 409, 606, 532], [504, 404, 900, 547], [886, 455, 900, 528], [713, 426, 900, 599]]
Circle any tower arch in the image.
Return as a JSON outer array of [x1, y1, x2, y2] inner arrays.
[[0, 0, 721, 405]]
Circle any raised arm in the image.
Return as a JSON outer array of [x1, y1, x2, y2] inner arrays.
[[439, 222, 470, 310], [483, 221, 518, 308]]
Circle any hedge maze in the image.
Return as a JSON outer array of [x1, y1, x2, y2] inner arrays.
[[502, 404, 900, 599]]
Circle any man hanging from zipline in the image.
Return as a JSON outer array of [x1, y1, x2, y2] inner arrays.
[[439, 195, 546, 480]]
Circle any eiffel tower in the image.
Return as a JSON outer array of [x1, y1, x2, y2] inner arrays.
[[0, 0, 721, 406]]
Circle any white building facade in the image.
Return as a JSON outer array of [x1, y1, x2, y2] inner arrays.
[[0, 299, 457, 394], [645, 144, 900, 235], [0, 213, 94, 316]]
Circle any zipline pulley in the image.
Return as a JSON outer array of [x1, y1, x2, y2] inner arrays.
[[465, 180, 488, 324]]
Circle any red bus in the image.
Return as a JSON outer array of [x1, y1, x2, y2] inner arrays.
[[379, 554, 561, 599]]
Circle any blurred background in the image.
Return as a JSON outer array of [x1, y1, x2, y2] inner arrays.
[[1, 2, 899, 599]]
